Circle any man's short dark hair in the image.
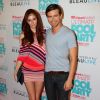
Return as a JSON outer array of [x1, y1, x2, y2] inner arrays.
[[45, 4, 63, 17]]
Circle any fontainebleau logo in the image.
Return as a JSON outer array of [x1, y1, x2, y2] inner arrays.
[[71, 73, 92, 100], [69, 0, 100, 3], [12, 16, 23, 39], [12, 46, 19, 53], [39, 0, 59, 14], [71, 16, 96, 46], [10, 0, 30, 6], [0, 37, 5, 57], [78, 56, 97, 65], [0, 78, 7, 96], [0, 0, 4, 12]]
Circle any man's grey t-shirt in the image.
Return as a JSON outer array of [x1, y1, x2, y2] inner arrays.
[[45, 25, 77, 72]]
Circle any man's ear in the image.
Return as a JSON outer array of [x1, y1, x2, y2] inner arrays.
[[60, 14, 64, 19]]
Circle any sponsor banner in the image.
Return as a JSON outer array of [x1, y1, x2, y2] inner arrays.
[[71, 16, 96, 46], [12, 16, 23, 39], [71, 73, 92, 100]]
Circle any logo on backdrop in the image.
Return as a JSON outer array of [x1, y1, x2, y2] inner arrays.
[[0, 37, 7, 71], [78, 56, 97, 65], [41, 88, 47, 100], [69, 0, 100, 3], [13, 89, 28, 97], [12, 46, 19, 53], [71, 16, 96, 46], [0, 25, 8, 71], [0, 0, 4, 13], [0, 78, 7, 96], [71, 73, 92, 100], [39, 0, 59, 14], [13, 88, 47, 100], [10, 0, 30, 6], [13, 60, 17, 71], [0, 24, 7, 37], [12, 16, 23, 39], [41, 96, 47, 100], [0, 24, 6, 31], [0, 37, 5, 57]]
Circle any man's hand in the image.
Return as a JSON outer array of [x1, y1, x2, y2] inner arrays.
[[64, 79, 73, 91]]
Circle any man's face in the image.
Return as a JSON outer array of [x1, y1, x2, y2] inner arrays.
[[47, 9, 62, 28]]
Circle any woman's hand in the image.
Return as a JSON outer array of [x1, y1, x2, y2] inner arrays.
[[14, 61, 22, 81]]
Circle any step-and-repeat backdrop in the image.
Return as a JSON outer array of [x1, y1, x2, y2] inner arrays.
[[0, 0, 100, 100]]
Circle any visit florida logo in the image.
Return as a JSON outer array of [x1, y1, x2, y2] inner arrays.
[[71, 73, 92, 100], [12, 16, 23, 39], [71, 16, 96, 46], [39, 0, 59, 14]]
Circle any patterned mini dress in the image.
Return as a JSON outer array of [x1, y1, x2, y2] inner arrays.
[[17, 40, 46, 82]]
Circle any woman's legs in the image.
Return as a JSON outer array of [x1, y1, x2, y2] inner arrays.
[[35, 81, 44, 100], [25, 81, 44, 100], [24, 81, 36, 100]]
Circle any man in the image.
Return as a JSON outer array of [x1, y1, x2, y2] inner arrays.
[[44, 4, 78, 100]]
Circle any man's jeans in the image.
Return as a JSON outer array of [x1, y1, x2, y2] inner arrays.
[[44, 71, 70, 100]]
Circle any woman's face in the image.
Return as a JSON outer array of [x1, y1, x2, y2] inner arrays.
[[27, 13, 37, 30]]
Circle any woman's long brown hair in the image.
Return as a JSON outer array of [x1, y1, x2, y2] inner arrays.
[[22, 9, 44, 46]]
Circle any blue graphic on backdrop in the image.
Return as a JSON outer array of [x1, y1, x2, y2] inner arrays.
[[71, 24, 96, 42], [0, 0, 4, 11], [72, 79, 92, 97], [0, 78, 7, 96], [41, 96, 48, 100], [71, 16, 96, 46], [13, 21, 21, 37], [71, 73, 92, 99], [39, 0, 59, 12], [0, 43, 5, 55]]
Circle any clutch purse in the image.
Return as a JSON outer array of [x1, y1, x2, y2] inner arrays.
[[17, 67, 24, 85]]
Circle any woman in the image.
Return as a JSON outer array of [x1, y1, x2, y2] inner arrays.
[[14, 9, 46, 100]]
